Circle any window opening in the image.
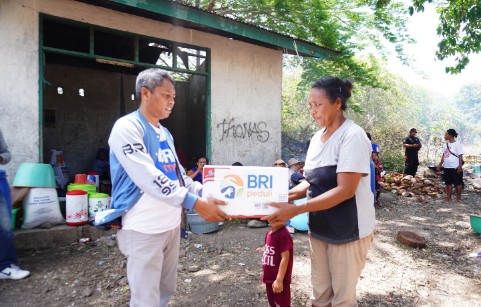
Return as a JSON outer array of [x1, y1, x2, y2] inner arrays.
[[42, 17, 208, 75], [43, 19, 89, 53], [94, 30, 135, 61]]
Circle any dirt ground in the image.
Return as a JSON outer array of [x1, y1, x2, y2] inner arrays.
[[1, 178, 481, 306]]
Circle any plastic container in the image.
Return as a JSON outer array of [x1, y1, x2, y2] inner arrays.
[[290, 212, 309, 231], [74, 174, 87, 184], [66, 190, 88, 226], [11, 208, 19, 230], [469, 215, 481, 234], [88, 192, 109, 225], [290, 198, 309, 231], [12, 163, 56, 187], [67, 183, 96, 193], [473, 165, 481, 174], [87, 172, 99, 191], [186, 211, 219, 234]]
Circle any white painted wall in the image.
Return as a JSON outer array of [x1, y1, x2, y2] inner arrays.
[[0, 0, 282, 182], [0, 0, 40, 183]]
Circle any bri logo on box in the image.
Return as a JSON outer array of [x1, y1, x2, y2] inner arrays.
[[220, 174, 274, 199], [220, 175, 244, 199]]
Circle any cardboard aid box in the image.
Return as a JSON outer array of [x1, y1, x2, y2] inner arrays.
[[202, 165, 289, 217]]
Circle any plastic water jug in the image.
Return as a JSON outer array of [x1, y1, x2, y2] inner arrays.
[[66, 190, 88, 226], [88, 192, 109, 225]]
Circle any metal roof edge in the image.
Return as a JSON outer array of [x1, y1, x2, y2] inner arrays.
[[82, 0, 338, 59]]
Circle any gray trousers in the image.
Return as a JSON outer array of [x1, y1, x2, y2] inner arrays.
[[117, 226, 180, 307]]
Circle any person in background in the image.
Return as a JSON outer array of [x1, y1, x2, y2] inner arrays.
[[0, 129, 30, 280], [95, 68, 229, 306], [403, 128, 422, 176], [232, 162, 243, 166], [289, 172, 304, 190], [366, 132, 380, 153], [437, 129, 464, 203], [372, 152, 383, 207], [187, 155, 207, 183], [92, 147, 110, 180], [274, 159, 287, 168], [257, 220, 294, 307], [298, 161, 305, 175], [287, 158, 302, 178], [263, 76, 375, 306], [274, 159, 291, 186]]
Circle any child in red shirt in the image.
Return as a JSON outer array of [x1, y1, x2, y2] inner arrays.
[[258, 222, 294, 307]]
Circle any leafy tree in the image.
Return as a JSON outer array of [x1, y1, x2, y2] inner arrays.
[[453, 83, 481, 145], [179, 0, 413, 88], [280, 55, 423, 172], [348, 74, 422, 172], [409, 0, 481, 74], [281, 57, 315, 160]]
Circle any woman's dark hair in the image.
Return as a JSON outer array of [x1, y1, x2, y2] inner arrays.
[[196, 155, 208, 163], [312, 77, 353, 110], [447, 129, 458, 138]]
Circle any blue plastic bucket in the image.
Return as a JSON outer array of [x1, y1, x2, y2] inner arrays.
[[473, 165, 481, 174]]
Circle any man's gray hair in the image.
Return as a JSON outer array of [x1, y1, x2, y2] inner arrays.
[[135, 68, 175, 102]]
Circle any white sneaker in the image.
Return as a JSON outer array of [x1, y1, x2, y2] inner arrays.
[[0, 265, 30, 280], [286, 226, 296, 234]]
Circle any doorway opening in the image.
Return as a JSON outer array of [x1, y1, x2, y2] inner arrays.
[[41, 16, 210, 180]]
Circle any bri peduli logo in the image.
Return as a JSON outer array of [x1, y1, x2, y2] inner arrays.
[[220, 174, 244, 199]]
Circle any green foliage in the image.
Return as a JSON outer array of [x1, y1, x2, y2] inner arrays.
[[454, 83, 481, 145], [280, 56, 420, 171], [181, 0, 413, 88], [409, 0, 481, 74], [281, 57, 481, 172], [347, 75, 421, 172], [281, 58, 316, 158]]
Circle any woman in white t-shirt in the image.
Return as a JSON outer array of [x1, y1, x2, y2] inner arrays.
[[263, 77, 375, 306], [437, 129, 464, 203]]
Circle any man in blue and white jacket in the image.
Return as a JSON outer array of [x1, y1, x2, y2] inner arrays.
[[96, 68, 229, 307]]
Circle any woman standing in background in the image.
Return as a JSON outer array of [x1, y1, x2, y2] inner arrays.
[[437, 129, 464, 203]]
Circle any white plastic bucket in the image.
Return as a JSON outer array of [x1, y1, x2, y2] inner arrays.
[[66, 190, 88, 226]]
